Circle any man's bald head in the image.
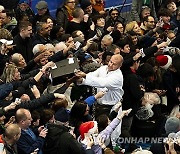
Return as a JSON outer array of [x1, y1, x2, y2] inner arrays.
[[108, 54, 123, 71]]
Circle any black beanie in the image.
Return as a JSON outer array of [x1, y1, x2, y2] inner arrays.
[[81, 0, 91, 10]]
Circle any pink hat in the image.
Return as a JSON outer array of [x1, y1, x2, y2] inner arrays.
[[79, 121, 98, 140], [156, 55, 172, 70]]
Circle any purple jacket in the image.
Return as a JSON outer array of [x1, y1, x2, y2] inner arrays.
[[80, 117, 121, 154]]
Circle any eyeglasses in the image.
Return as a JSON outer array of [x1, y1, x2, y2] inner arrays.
[[37, 8, 47, 11], [68, 1, 76, 3], [148, 21, 155, 23], [111, 13, 118, 15]]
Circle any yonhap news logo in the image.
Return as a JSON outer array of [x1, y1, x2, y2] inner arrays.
[[116, 137, 165, 144]]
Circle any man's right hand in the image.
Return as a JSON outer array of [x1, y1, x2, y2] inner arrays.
[[75, 71, 86, 78], [39, 128, 48, 138]]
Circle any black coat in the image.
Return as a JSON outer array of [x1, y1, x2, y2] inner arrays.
[[32, 34, 52, 47], [15, 93, 55, 110], [13, 34, 34, 63], [122, 68, 144, 116], [0, 0, 19, 9]]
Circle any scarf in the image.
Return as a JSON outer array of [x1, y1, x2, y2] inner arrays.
[[65, 5, 73, 21]]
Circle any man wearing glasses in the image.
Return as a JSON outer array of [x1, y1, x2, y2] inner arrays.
[[56, 0, 76, 30], [105, 8, 126, 31], [140, 16, 156, 35], [35, 1, 52, 23]]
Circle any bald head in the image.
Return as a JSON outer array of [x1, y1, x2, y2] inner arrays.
[[108, 54, 123, 71], [16, 108, 30, 123]]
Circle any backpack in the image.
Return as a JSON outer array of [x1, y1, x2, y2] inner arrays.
[[43, 123, 68, 154]]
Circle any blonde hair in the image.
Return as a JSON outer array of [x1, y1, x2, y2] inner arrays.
[[124, 21, 138, 33], [1, 63, 17, 83], [0, 28, 13, 40]]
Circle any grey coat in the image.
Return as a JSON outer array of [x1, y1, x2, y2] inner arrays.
[[130, 0, 157, 22], [56, 6, 69, 30]]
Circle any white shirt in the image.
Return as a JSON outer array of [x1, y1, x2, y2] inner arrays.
[[82, 65, 124, 105]]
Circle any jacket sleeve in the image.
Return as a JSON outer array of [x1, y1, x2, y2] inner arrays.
[[20, 69, 39, 80], [129, 75, 144, 101], [48, 50, 66, 62], [20, 60, 37, 74], [85, 149, 95, 154], [130, 0, 140, 22], [99, 118, 120, 139], [56, 9, 66, 28], [143, 46, 158, 58], [16, 93, 55, 110], [84, 96, 96, 107], [82, 70, 123, 89], [17, 133, 45, 154], [12, 78, 37, 90]]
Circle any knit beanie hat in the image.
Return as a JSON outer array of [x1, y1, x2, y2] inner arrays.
[[81, 0, 91, 10], [0, 83, 13, 100], [79, 121, 98, 140], [156, 55, 172, 70], [165, 117, 180, 134]]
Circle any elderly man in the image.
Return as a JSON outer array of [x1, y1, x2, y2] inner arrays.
[[76, 54, 124, 117]]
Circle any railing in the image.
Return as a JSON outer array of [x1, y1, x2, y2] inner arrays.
[[30, 0, 132, 19]]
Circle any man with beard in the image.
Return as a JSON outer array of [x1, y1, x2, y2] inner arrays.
[[140, 16, 156, 35], [105, 8, 125, 31]]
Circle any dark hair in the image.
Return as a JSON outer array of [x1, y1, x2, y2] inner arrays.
[[72, 30, 80, 38], [96, 114, 108, 132], [158, 8, 172, 17], [60, 34, 71, 42], [127, 30, 138, 36], [69, 101, 87, 126], [116, 38, 130, 48], [146, 57, 158, 67], [18, 21, 32, 31], [3, 9, 15, 18], [164, 0, 176, 7], [142, 16, 150, 23], [31, 110, 40, 123], [137, 63, 154, 78], [40, 109, 54, 125], [109, 8, 119, 16], [50, 25, 62, 40], [40, 15, 54, 23], [114, 21, 124, 30], [102, 51, 114, 63], [92, 14, 105, 25]]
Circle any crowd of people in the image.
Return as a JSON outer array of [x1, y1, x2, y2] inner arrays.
[[0, 0, 180, 153]]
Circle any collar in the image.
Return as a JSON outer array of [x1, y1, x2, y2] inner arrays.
[[130, 68, 136, 73]]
